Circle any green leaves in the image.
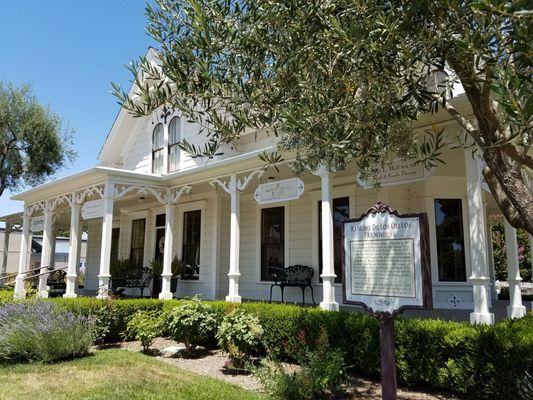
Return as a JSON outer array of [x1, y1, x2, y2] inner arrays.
[[112, 0, 532, 232], [0, 82, 75, 198]]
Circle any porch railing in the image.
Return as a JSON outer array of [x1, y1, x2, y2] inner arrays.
[[0, 265, 68, 286]]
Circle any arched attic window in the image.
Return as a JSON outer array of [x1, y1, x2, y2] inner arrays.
[[152, 123, 164, 174], [168, 116, 181, 172]]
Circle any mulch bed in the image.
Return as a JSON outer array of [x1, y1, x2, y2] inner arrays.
[[104, 338, 460, 399]]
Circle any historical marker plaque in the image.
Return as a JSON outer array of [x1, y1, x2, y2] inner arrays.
[[342, 202, 432, 400], [343, 202, 431, 313]]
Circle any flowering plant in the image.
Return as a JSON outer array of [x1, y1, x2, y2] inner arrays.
[[0, 301, 94, 362]]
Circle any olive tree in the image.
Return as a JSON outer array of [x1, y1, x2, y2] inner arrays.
[[0, 82, 75, 198], [114, 0, 532, 234]]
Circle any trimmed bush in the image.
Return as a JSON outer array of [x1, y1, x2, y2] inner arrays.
[[217, 308, 263, 368], [52, 297, 164, 343], [0, 289, 14, 304], [0, 301, 93, 362], [167, 297, 219, 351], [125, 310, 165, 352], [43, 297, 533, 398]]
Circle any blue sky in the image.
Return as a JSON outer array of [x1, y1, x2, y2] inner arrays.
[[0, 1, 154, 222]]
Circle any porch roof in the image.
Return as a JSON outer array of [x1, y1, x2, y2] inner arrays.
[[10, 146, 275, 205]]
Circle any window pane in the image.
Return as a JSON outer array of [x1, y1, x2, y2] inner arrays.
[[169, 144, 179, 172], [155, 213, 166, 228], [130, 218, 146, 268], [169, 117, 180, 145], [152, 124, 164, 150], [111, 228, 120, 263], [434, 199, 466, 282], [182, 210, 201, 280], [318, 197, 349, 283], [152, 149, 164, 174], [261, 207, 285, 281]]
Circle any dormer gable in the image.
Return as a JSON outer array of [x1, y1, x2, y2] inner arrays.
[[98, 47, 160, 168]]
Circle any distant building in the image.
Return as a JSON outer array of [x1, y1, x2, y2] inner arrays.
[[0, 227, 87, 275]]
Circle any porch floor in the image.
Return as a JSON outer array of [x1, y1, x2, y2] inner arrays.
[[336, 299, 531, 323]]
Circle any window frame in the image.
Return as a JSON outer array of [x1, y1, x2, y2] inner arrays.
[[151, 123, 165, 174], [256, 203, 289, 283], [181, 209, 202, 280], [176, 200, 206, 282], [433, 197, 468, 282], [168, 116, 181, 173], [311, 186, 355, 284], [154, 213, 166, 262], [130, 218, 146, 269], [317, 196, 350, 284]]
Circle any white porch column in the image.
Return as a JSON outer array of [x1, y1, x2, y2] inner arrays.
[[227, 174, 241, 303], [64, 200, 82, 298], [159, 202, 175, 300], [504, 219, 526, 318], [315, 166, 339, 311], [465, 152, 494, 324], [37, 207, 54, 298], [0, 222, 11, 288], [14, 212, 31, 299], [211, 170, 263, 303], [97, 182, 115, 299]]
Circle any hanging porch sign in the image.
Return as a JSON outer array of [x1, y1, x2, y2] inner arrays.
[[81, 199, 104, 220], [30, 215, 45, 232], [254, 178, 304, 205], [356, 159, 433, 189], [342, 202, 432, 400]]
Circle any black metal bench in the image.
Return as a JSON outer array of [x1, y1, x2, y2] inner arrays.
[[269, 265, 316, 305], [47, 269, 67, 293], [111, 268, 153, 298], [27, 267, 66, 295]]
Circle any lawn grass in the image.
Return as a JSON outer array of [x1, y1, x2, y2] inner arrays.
[[0, 350, 265, 400]]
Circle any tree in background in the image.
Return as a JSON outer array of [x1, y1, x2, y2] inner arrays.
[[491, 219, 532, 282], [0, 82, 75, 199], [114, 0, 532, 234]]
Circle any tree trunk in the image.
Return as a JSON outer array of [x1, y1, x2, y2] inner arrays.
[[483, 148, 533, 235]]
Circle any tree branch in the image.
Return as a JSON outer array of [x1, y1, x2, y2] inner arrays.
[[438, 97, 478, 136], [482, 166, 520, 225], [502, 143, 533, 170]]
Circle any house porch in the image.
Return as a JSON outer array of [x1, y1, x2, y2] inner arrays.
[[8, 147, 533, 325]]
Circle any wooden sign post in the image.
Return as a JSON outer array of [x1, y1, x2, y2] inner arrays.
[[342, 202, 432, 400]]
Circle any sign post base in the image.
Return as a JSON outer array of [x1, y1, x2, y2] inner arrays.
[[380, 315, 397, 400]]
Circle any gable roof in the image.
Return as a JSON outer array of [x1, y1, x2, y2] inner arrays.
[[98, 47, 160, 165]]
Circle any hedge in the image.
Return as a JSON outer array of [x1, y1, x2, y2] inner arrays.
[[5, 296, 531, 398]]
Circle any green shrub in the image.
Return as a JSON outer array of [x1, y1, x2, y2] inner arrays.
[[217, 308, 263, 368], [0, 301, 93, 363], [0, 289, 14, 305], [167, 297, 219, 351], [125, 310, 165, 352], [52, 297, 165, 343], [256, 329, 347, 399], [42, 297, 533, 398]]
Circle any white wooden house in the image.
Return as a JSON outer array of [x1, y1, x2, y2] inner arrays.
[[5, 49, 530, 324]]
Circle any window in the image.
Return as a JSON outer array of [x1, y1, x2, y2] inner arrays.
[[318, 197, 349, 283], [152, 123, 164, 174], [434, 199, 466, 282], [182, 210, 201, 280], [261, 206, 285, 281], [168, 117, 180, 172], [110, 228, 120, 263], [130, 218, 146, 268], [154, 214, 166, 262]]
